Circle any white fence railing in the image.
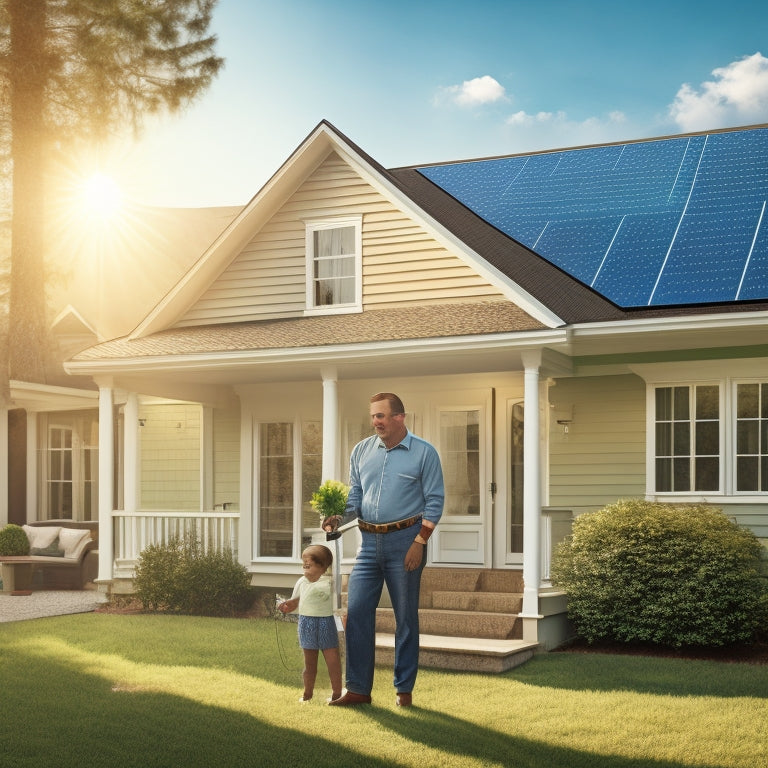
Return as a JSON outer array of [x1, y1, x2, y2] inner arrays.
[[112, 510, 239, 577]]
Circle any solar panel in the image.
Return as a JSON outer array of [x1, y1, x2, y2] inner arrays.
[[418, 127, 768, 307]]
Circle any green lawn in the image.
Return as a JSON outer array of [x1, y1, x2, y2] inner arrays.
[[1, 613, 766, 768]]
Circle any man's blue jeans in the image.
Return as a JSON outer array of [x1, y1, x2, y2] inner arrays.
[[344, 522, 425, 696]]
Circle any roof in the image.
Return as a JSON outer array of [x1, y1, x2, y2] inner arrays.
[[409, 125, 768, 310], [71, 301, 545, 362]]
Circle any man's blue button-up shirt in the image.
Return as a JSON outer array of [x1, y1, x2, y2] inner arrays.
[[344, 430, 444, 526]]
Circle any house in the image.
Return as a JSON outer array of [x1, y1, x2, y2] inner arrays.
[[19, 120, 768, 657]]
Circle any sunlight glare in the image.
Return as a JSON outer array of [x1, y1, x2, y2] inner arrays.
[[80, 172, 123, 221]]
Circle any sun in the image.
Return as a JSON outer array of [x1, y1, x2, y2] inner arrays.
[[79, 172, 124, 222]]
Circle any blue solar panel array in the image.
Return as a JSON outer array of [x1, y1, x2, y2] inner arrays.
[[417, 127, 768, 307]]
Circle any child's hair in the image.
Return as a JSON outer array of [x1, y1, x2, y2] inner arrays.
[[302, 544, 333, 570]]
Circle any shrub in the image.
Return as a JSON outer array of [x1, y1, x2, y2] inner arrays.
[[551, 499, 768, 648], [134, 533, 254, 617], [0, 524, 30, 556]]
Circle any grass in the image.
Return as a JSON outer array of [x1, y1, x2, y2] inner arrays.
[[0, 613, 766, 768]]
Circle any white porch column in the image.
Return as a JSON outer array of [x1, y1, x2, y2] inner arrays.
[[321, 368, 339, 481], [97, 385, 115, 585], [26, 414, 37, 522], [123, 393, 139, 514], [0, 404, 7, 525], [520, 351, 542, 631]]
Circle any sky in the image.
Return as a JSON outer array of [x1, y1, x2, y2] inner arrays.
[[100, 0, 768, 209]]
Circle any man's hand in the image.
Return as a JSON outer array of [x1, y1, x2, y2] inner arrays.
[[322, 515, 342, 532], [404, 541, 424, 571]]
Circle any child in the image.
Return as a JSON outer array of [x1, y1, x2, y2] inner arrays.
[[279, 544, 342, 703]]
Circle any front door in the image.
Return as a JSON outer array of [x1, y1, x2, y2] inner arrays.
[[430, 391, 492, 566]]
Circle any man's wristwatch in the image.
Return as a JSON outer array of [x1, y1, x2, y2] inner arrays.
[[414, 535, 427, 545]]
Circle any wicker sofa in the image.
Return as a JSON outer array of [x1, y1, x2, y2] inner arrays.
[[0, 520, 98, 592]]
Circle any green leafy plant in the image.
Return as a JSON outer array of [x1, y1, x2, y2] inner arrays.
[[310, 479, 350, 522], [0, 524, 30, 556], [134, 533, 254, 617], [551, 499, 768, 648]]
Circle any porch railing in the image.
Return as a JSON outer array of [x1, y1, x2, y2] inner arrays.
[[112, 510, 239, 578], [541, 507, 573, 584]]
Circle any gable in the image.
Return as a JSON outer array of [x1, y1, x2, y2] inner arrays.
[[418, 125, 768, 308], [172, 152, 507, 328]]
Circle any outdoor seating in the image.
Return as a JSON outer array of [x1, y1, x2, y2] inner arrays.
[[0, 520, 98, 592]]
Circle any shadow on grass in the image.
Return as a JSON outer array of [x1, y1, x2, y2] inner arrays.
[[1, 647, 737, 768], [356, 704, 730, 768], [505, 652, 768, 699]]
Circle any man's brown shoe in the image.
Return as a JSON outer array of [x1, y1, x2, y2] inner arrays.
[[395, 692, 412, 707], [327, 690, 372, 706]]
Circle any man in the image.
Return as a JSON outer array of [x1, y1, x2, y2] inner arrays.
[[323, 392, 444, 707]]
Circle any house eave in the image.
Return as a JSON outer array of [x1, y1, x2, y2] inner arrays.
[[64, 329, 570, 384]]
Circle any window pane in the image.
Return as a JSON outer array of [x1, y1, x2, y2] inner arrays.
[[673, 386, 689, 417], [673, 457, 690, 491], [655, 457, 671, 492], [440, 410, 480, 516], [762, 421, 768, 453], [673, 458, 690, 491], [737, 421, 759, 454], [315, 254, 355, 279], [301, 421, 323, 534], [673, 422, 690, 455], [695, 421, 719, 455], [695, 385, 719, 419], [655, 422, 671, 455], [259, 423, 293, 557], [737, 456, 758, 491], [762, 384, 768, 418], [737, 383, 759, 418], [695, 457, 719, 491], [656, 388, 672, 420], [762, 457, 768, 491], [315, 226, 354, 256]]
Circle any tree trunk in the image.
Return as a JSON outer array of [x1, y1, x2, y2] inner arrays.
[[8, 0, 49, 385]]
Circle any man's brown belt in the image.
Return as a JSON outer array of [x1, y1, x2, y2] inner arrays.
[[357, 514, 422, 534]]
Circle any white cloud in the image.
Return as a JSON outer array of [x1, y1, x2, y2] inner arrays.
[[669, 52, 768, 131], [438, 75, 507, 107]]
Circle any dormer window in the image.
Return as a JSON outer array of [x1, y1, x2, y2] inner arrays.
[[305, 217, 362, 314]]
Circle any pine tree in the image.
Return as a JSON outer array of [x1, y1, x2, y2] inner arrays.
[[0, 0, 224, 389]]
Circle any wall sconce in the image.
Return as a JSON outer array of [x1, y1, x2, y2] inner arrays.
[[553, 405, 573, 435], [138, 418, 146, 427]]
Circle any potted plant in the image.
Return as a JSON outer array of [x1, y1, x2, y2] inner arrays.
[[310, 480, 350, 525], [0, 523, 33, 593]]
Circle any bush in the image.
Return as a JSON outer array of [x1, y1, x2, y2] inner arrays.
[[0, 524, 30, 556], [134, 533, 254, 617], [551, 500, 768, 648]]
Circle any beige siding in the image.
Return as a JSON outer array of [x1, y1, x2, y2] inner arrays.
[[175, 152, 504, 327], [139, 403, 201, 510], [213, 406, 240, 509], [548, 374, 647, 515]]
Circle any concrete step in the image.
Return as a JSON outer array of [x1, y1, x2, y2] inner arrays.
[[375, 632, 537, 673], [430, 590, 523, 613], [377, 606, 522, 640]]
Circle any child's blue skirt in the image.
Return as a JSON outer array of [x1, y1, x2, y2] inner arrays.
[[298, 615, 339, 650]]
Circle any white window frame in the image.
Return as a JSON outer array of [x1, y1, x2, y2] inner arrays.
[[640, 362, 768, 503], [304, 216, 362, 315]]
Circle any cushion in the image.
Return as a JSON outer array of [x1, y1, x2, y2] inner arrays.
[[30, 538, 65, 557], [23, 525, 61, 550], [57, 527, 91, 558]]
